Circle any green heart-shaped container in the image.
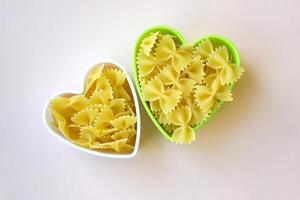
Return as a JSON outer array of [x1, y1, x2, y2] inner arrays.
[[133, 25, 241, 141]]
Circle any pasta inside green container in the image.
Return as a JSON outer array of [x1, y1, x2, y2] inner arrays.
[[133, 25, 241, 141]]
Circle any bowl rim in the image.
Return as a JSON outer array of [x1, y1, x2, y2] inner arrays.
[[43, 59, 141, 159]]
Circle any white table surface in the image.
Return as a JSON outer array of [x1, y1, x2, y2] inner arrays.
[[1, 0, 300, 199]]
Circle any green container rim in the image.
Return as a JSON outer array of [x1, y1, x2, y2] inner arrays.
[[133, 25, 241, 141]]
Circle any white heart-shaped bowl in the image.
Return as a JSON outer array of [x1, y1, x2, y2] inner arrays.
[[43, 60, 141, 159]]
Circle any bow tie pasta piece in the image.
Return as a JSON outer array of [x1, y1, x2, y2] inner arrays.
[[111, 128, 136, 142], [139, 67, 162, 92], [84, 64, 105, 96], [140, 32, 159, 56], [150, 100, 161, 112], [185, 96, 208, 127], [93, 106, 114, 130], [173, 78, 196, 97], [68, 95, 89, 111], [183, 55, 205, 84], [194, 38, 214, 60], [158, 112, 172, 125], [102, 68, 132, 101], [50, 96, 76, 120], [108, 98, 126, 114], [49, 63, 138, 153], [110, 115, 137, 130], [157, 64, 179, 85], [50, 108, 73, 140], [50, 96, 83, 140], [154, 34, 176, 61], [205, 73, 219, 87], [89, 89, 113, 106], [71, 107, 99, 127], [157, 65, 196, 97], [143, 77, 182, 114], [137, 51, 160, 77], [207, 46, 245, 85], [103, 68, 126, 86], [194, 75, 233, 113], [115, 105, 135, 118], [137, 50, 170, 78], [166, 106, 195, 144], [88, 75, 114, 105], [73, 127, 115, 148], [77, 126, 101, 145], [155, 34, 193, 72]]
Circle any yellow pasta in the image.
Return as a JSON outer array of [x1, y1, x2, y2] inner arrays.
[[194, 38, 214, 60], [137, 51, 159, 77], [108, 98, 126, 114], [207, 46, 245, 85], [157, 65, 196, 97], [102, 68, 132, 101], [51, 108, 72, 139], [194, 75, 233, 113], [93, 106, 114, 130], [84, 64, 105, 96], [140, 32, 159, 56], [158, 112, 171, 125], [102, 68, 126, 87], [67, 95, 89, 111], [166, 106, 195, 144], [90, 138, 134, 153], [137, 32, 244, 144], [150, 100, 161, 112], [185, 96, 207, 127], [183, 55, 205, 84], [143, 77, 182, 114], [111, 128, 135, 141], [49, 64, 137, 153], [161, 123, 178, 133], [71, 107, 99, 127], [110, 115, 137, 130], [155, 34, 193, 72]]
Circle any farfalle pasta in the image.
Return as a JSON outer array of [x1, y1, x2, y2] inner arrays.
[[143, 77, 182, 114], [49, 64, 137, 153], [155, 34, 193, 72], [137, 32, 245, 144], [158, 65, 196, 97], [194, 75, 233, 113], [166, 106, 195, 143], [207, 46, 245, 85]]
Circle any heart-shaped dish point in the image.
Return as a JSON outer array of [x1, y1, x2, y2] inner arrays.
[[44, 61, 141, 158], [133, 25, 244, 144]]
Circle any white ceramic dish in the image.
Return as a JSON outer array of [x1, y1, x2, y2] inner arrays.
[[43, 60, 141, 159]]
